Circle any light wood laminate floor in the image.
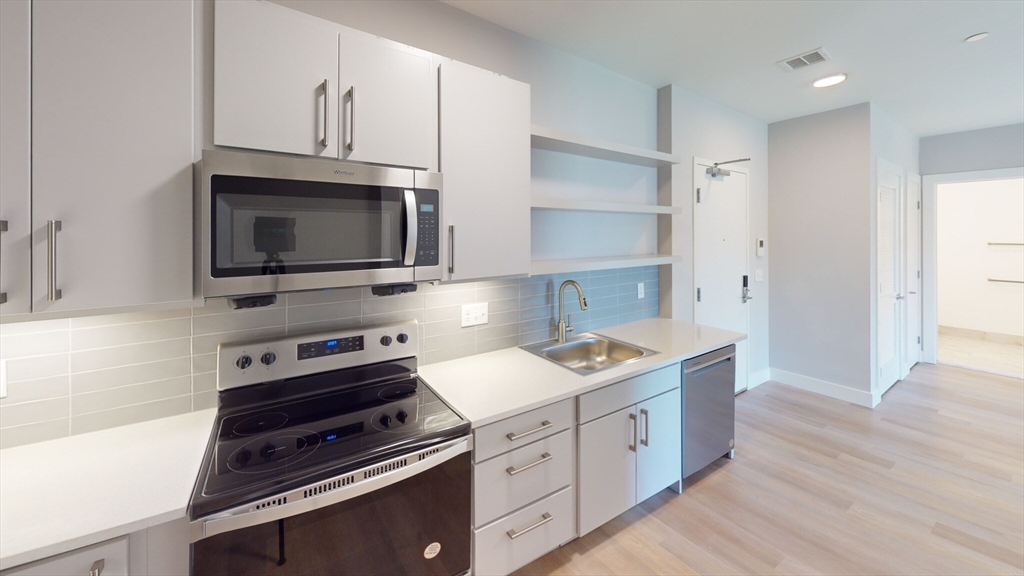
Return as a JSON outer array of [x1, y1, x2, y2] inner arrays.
[[515, 363, 1024, 575]]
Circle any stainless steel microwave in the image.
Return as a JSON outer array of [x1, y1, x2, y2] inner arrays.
[[200, 149, 442, 299]]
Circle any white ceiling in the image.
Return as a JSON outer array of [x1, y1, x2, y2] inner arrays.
[[442, 0, 1024, 137]]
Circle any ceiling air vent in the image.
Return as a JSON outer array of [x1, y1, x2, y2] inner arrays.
[[777, 48, 831, 72]]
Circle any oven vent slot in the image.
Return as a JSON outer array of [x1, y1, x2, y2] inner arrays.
[[418, 448, 441, 461], [364, 458, 408, 479], [251, 496, 287, 511], [303, 475, 355, 499]]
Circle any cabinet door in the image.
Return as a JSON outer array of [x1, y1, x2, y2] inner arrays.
[[214, 0, 338, 157], [438, 59, 530, 281], [636, 388, 682, 503], [339, 30, 434, 169], [578, 405, 637, 536], [31, 0, 193, 314], [0, 0, 31, 317]]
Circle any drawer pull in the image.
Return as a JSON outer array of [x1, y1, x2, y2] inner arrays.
[[506, 420, 551, 442], [507, 512, 553, 540], [506, 452, 552, 476], [89, 559, 104, 576]]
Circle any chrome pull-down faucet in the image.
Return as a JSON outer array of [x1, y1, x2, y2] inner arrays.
[[557, 280, 588, 343]]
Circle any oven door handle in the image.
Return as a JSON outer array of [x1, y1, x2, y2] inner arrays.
[[403, 189, 418, 266], [190, 436, 470, 543]]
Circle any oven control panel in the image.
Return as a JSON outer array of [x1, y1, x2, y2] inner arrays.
[[217, 321, 418, 391]]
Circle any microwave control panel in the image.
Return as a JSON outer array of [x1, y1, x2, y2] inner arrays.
[[415, 188, 440, 266]]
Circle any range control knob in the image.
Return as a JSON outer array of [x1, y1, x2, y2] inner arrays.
[[380, 335, 393, 347], [236, 355, 253, 370], [396, 411, 408, 424], [397, 333, 409, 344], [234, 450, 252, 469], [259, 444, 277, 460], [260, 351, 277, 366], [379, 414, 393, 428]]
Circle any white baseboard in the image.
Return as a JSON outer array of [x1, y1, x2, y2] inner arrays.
[[748, 369, 771, 389], [769, 368, 876, 408]]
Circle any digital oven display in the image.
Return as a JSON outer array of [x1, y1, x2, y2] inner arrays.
[[297, 336, 364, 360]]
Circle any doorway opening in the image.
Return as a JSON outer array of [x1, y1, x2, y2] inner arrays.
[[934, 177, 1023, 379]]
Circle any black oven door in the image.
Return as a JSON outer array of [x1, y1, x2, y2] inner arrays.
[[191, 449, 470, 576]]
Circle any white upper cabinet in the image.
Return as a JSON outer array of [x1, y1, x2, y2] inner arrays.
[[214, 0, 339, 157], [0, 0, 31, 317], [31, 0, 194, 314], [338, 30, 435, 169], [439, 59, 531, 282]]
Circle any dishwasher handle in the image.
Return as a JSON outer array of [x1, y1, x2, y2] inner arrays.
[[684, 345, 736, 374]]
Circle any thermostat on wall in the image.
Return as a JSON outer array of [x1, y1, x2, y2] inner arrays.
[[756, 238, 765, 257]]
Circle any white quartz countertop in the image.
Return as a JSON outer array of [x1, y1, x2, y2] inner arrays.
[[419, 318, 745, 429], [0, 409, 216, 570]]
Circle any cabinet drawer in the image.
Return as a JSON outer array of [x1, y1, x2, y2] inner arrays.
[[473, 428, 573, 527], [474, 399, 573, 463], [2, 536, 127, 576], [578, 363, 680, 424], [473, 486, 575, 576]]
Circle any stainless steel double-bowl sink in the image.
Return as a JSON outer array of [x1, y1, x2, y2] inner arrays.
[[521, 333, 658, 375]]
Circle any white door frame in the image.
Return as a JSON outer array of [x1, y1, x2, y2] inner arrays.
[[921, 167, 1024, 363], [693, 156, 750, 392], [902, 171, 922, 379], [876, 158, 905, 394]]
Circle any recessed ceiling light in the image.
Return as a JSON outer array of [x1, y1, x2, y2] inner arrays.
[[813, 73, 847, 88], [965, 32, 989, 43]]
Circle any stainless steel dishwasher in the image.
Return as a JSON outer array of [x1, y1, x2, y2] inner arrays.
[[682, 344, 736, 478]]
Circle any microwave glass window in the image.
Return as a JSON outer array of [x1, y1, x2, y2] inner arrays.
[[211, 175, 404, 278]]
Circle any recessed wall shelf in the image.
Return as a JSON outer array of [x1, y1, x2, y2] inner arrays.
[[531, 197, 681, 215], [531, 255, 681, 276], [531, 124, 680, 168]]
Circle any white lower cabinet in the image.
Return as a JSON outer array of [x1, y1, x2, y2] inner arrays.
[[578, 364, 682, 536], [1, 537, 127, 576], [473, 487, 575, 576]]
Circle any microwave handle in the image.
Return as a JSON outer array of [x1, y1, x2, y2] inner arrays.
[[403, 190, 418, 266]]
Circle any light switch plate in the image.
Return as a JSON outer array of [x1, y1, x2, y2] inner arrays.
[[0, 360, 7, 399], [755, 269, 763, 282], [637, 283, 645, 299], [461, 302, 488, 327]]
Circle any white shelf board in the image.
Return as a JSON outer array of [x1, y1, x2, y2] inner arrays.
[[531, 124, 680, 168], [531, 255, 681, 276], [531, 197, 681, 215]]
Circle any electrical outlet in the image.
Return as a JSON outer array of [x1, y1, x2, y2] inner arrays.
[[637, 282, 645, 299], [461, 302, 488, 327], [755, 269, 763, 282], [0, 360, 7, 399]]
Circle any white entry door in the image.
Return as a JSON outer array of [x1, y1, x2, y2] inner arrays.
[[877, 163, 904, 392], [694, 158, 749, 393], [903, 173, 923, 378]]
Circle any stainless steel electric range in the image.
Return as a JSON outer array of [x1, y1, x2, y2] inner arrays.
[[188, 320, 471, 576]]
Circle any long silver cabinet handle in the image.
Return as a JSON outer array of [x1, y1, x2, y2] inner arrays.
[[89, 559, 104, 576], [640, 408, 649, 447], [506, 452, 552, 476], [320, 79, 329, 147], [47, 220, 62, 301], [448, 225, 455, 275], [506, 420, 551, 442], [628, 412, 637, 452], [347, 86, 355, 151], [0, 220, 7, 304], [403, 190, 418, 266], [507, 512, 553, 540]]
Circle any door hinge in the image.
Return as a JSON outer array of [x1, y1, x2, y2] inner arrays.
[[917, 336, 921, 344], [696, 188, 701, 204], [917, 200, 921, 209], [917, 270, 921, 279], [697, 287, 701, 302]]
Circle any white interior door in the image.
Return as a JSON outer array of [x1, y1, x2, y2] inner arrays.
[[903, 173, 923, 377], [877, 164, 904, 391], [694, 158, 749, 393]]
